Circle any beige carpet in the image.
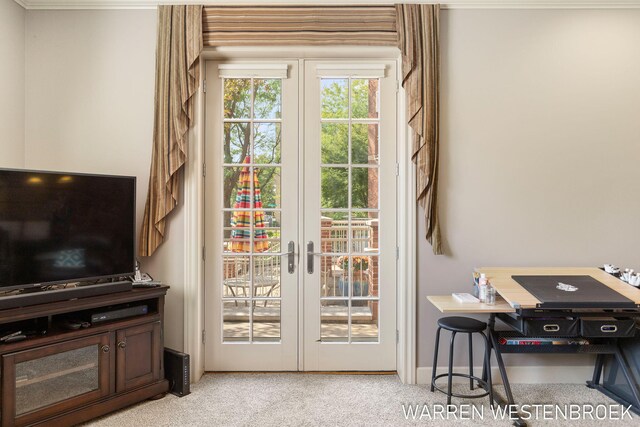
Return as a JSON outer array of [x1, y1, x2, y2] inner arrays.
[[86, 373, 636, 426]]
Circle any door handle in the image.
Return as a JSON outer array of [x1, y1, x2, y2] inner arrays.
[[307, 241, 322, 274], [287, 241, 295, 274], [278, 241, 296, 273]]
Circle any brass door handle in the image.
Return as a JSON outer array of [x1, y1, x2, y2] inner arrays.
[[101, 345, 110, 353], [117, 341, 126, 349]]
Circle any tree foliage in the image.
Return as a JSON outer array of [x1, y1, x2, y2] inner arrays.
[[222, 77, 378, 219]]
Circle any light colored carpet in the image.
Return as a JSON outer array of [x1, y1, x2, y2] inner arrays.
[[86, 374, 636, 426]]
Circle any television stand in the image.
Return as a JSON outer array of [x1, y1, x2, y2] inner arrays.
[[0, 281, 132, 310], [0, 285, 169, 426]]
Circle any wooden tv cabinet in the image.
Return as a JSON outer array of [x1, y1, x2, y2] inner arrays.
[[0, 285, 169, 426]]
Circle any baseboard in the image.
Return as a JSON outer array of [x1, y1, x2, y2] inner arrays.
[[417, 365, 594, 385]]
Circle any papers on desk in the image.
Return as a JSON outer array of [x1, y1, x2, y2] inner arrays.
[[452, 293, 480, 303]]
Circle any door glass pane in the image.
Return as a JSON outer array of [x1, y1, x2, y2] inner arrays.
[[321, 78, 349, 119], [223, 123, 250, 165], [321, 300, 349, 342], [351, 301, 379, 343], [15, 345, 99, 416], [224, 78, 251, 119], [321, 167, 349, 209], [351, 167, 378, 209], [254, 79, 282, 119], [223, 167, 244, 209], [320, 254, 342, 297], [256, 167, 281, 209], [351, 78, 379, 119], [221, 76, 284, 344], [318, 76, 381, 344], [320, 212, 348, 255], [254, 123, 281, 164], [321, 123, 348, 164], [262, 210, 281, 253], [351, 212, 379, 252], [253, 300, 281, 342], [351, 123, 379, 165], [253, 256, 280, 297], [223, 256, 250, 297], [223, 300, 251, 342]]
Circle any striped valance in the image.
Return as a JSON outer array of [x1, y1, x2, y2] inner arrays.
[[202, 6, 398, 47]]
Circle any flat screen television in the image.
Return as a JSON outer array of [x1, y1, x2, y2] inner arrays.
[[0, 169, 136, 292]]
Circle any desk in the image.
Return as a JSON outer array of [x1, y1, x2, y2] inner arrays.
[[428, 267, 640, 427]]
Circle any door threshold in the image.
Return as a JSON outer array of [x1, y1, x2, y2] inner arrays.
[[204, 371, 397, 375]]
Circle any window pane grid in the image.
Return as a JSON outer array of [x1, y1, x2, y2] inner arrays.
[[319, 77, 381, 343], [221, 77, 283, 344]]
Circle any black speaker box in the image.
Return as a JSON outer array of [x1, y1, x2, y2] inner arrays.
[[164, 348, 190, 397]]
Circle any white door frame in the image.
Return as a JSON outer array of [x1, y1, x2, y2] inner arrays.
[[184, 46, 416, 383]]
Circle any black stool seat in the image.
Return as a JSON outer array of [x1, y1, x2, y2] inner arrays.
[[437, 316, 487, 333]]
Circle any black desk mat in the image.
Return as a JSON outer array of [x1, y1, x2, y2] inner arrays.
[[511, 275, 636, 309]]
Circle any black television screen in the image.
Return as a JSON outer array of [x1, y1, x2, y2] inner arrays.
[[0, 169, 135, 291]]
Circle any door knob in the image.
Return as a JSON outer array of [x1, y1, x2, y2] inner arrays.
[[117, 341, 126, 349], [101, 345, 110, 353]]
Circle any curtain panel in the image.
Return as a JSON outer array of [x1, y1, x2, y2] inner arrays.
[[139, 5, 203, 257], [140, 4, 443, 256], [202, 6, 397, 46], [396, 4, 443, 255]]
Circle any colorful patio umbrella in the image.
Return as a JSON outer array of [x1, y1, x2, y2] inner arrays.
[[231, 156, 269, 252]]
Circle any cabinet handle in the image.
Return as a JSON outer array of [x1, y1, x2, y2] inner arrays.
[[118, 341, 126, 349], [101, 345, 110, 353]]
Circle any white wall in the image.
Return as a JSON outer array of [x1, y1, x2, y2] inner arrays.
[[24, 9, 186, 351], [0, 0, 25, 168], [418, 9, 640, 374]]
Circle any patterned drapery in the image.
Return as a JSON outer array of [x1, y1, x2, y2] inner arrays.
[[396, 4, 442, 255], [139, 5, 203, 256]]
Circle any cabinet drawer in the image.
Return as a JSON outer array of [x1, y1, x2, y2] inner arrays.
[[580, 318, 636, 338]]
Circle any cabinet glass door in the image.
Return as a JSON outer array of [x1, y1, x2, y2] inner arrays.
[[3, 333, 111, 425]]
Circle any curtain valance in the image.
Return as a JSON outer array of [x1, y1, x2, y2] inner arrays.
[[202, 6, 397, 46]]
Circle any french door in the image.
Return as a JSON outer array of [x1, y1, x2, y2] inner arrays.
[[204, 59, 397, 371]]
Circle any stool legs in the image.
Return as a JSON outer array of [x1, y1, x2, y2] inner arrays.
[[430, 324, 493, 408], [480, 331, 494, 407], [468, 333, 474, 390], [447, 331, 457, 405], [431, 327, 442, 392]]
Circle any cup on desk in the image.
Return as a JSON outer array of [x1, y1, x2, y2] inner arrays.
[[486, 286, 496, 305]]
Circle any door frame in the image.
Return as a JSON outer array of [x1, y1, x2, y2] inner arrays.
[[184, 46, 416, 383]]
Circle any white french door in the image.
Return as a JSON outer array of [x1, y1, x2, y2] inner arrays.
[[204, 59, 397, 371]]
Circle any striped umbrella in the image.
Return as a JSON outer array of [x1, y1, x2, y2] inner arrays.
[[230, 156, 269, 252]]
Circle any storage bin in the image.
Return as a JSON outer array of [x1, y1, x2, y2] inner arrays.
[[524, 317, 579, 337], [580, 317, 636, 338], [496, 313, 579, 337]]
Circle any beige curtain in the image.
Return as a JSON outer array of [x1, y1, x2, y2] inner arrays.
[[202, 6, 397, 46], [139, 5, 203, 257], [396, 4, 442, 255]]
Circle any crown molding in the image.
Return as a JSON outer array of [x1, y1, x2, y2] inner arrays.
[[14, 0, 640, 10]]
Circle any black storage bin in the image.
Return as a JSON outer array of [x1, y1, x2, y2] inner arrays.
[[581, 317, 636, 338], [524, 317, 579, 337], [497, 313, 579, 337], [602, 334, 640, 410]]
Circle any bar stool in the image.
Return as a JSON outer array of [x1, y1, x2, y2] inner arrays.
[[431, 316, 494, 406]]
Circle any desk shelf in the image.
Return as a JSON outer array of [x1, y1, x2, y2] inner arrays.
[[494, 330, 617, 354]]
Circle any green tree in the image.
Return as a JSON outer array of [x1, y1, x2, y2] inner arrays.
[[320, 79, 378, 213]]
